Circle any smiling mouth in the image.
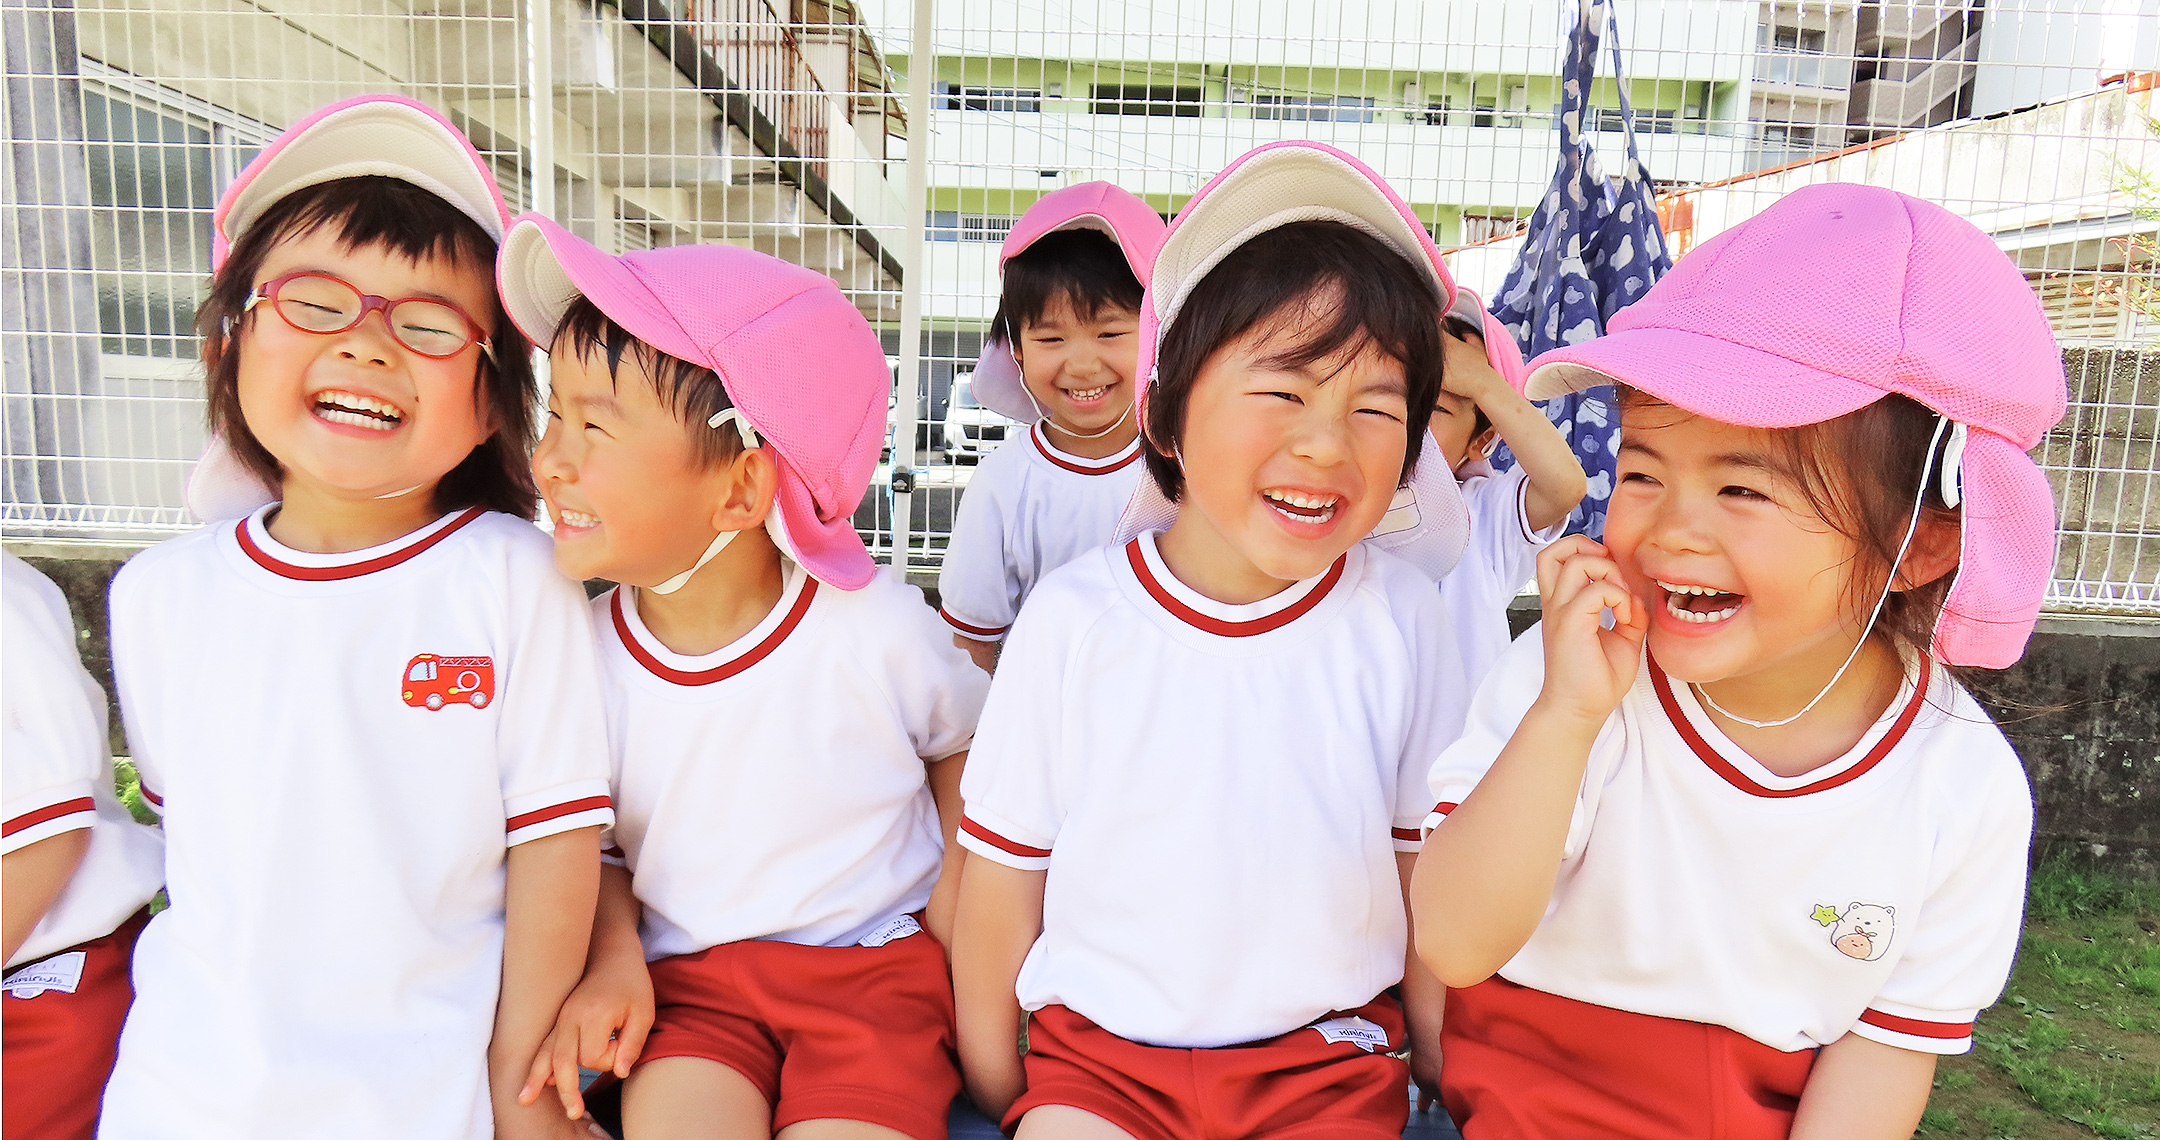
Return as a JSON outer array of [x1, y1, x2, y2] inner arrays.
[[314, 390, 404, 432], [1062, 384, 1112, 403], [554, 507, 600, 530], [1263, 488, 1341, 525], [1656, 579, 1745, 625]]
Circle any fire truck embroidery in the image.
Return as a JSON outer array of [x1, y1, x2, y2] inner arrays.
[[402, 654, 495, 711]]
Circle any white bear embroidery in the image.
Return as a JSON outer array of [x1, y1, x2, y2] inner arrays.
[[1814, 902, 1896, 962]]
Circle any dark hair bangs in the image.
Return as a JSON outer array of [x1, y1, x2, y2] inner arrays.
[[1143, 219, 1446, 500], [991, 228, 1145, 344], [553, 297, 741, 470]]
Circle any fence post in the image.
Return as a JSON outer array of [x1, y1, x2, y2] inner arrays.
[[890, 0, 933, 570]]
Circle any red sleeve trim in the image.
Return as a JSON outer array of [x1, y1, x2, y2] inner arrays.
[[940, 607, 1011, 638], [1857, 1008, 1972, 1040], [506, 795, 613, 834], [961, 817, 1051, 859], [141, 785, 163, 808], [3, 797, 96, 837], [1391, 826, 1422, 842], [1431, 801, 1460, 816]]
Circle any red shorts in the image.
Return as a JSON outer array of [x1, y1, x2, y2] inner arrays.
[[1008, 996, 1410, 1140], [639, 926, 959, 1140], [1440, 977, 1817, 1140], [3, 910, 149, 1140]]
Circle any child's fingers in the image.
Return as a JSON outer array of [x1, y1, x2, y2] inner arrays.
[[519, 1037, 560, 1105], [1535, 536, 1609, 601], [613, 1008, 654, 1078], [577, 1014, 622, 1071], [552, 1032, 587, 1119]]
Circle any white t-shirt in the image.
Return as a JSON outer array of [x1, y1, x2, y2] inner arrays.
[[594, 565, 988, 956], [938, 422, 1145, 641], [1426, 631, 2032, 1055], [1440, 462, 1562, 689], [99, 506, 615, 1140], [959, 533, 1469, 1048], [2, 554, 163, 972]]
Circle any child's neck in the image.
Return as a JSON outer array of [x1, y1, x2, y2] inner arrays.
[[1155, 510, 1298, 607], [634, 528, 788, 658], [1694, 633, 1907, 779], [1041, 410, 1139, 461], [267, 478, 444, 555]]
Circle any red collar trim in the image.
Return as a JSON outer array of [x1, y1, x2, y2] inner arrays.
[[1125, 539, 1344, 638], [611, 579, 818, 686], [237, 507, 484, 582], [1648, 654, 1930, 798], [1032, 423, 1142, 475]]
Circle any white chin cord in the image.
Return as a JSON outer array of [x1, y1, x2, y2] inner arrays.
[[648, 409, 762, 596], [1693, 415, 1959, 730], [1013, 343, 1134, 442]]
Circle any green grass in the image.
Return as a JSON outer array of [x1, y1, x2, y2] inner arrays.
[[1919, 859, 2160, 1139]]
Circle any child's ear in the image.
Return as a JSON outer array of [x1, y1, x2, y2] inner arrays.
[[709, 445, 779, 535], [1470, 426, 1501, 460], [1891, 512, 1961, 592]]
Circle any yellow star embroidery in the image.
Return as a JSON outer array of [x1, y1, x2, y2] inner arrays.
[[1811, 904, 1841, 926]]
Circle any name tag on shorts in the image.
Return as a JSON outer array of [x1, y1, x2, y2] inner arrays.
[[1311, 1015, 1390, 1053], [858, 914, 922, 948], [4, 951, 86, 998]]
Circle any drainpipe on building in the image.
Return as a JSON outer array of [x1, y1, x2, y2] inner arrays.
[[890, 0, 932, 570]]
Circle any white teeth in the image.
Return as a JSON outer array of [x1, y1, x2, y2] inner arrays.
[[556, 509, 600, 529], [1665, 594, 1740, 624], [316, 407, 397, 432], [315, 391, 404, 422], [1264, 489, 1339, 511], [1654, 579, 1730, 597], [1066, 385, 1109, 401]]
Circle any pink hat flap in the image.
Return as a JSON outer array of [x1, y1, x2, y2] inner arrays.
[[1523, 182, 2068, 667], [973, 181, 1169, 424], [187, 93, 512, 523], [500, 214, 887, 589], [1116, 141, 1469, 582]]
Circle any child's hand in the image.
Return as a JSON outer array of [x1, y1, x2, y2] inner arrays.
[[1440, 323, 1509, 405], [1533, 535, 1648, 723], [963, 1048, 1028, 1125], [517, 955, 655, 1120]]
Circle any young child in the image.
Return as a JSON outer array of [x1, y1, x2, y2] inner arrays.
[[1431, 293, 1588, 685], [938, 182, 1167, 670], [1414, 184, 2063, 1140], [496, 217, 989, 1140], [98, 95, 613, 1140], [3, 554, 163, 1140], [950, 141, 1474, 1140]]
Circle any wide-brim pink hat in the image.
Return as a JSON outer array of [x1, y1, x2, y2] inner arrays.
[[1524, 182, 2067, 668], [500, 214, 887, 590], [1116, 140, 1470, 582], [970, 181, 1169, 424], [186, 94, 512, 523]]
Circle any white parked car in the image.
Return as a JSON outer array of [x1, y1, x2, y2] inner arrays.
[[942, 373, 1019, 463]]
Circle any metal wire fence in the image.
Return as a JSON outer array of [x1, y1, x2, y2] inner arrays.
[[3, 0, 2155, 614]]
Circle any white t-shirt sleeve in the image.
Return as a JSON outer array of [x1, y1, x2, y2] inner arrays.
[[105, 560, 166, 821], [497, 552, 616, 847], [954, 599, 1070, 871], [862, 574, 992, 761], [1393, 582, 1471, 851], [2, 558, 108, 851], [1475, 466, 1564, 595], [939, 471, 1021, 641], [1850, 752, 2034, 1055]]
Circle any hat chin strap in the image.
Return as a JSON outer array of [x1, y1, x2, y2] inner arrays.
[[1014, 343, 1135, 442], [1693, 413, 1952, 730], [647, 409, 762, 597]]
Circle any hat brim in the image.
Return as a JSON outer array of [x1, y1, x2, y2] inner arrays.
[[499, 215, 702, 363], [968, 337, 1040, 425], [215, 96, 507, 269], [1524, 326, 1888, 428], [185, 434, 277, 523], [768, 453, 877, 590]]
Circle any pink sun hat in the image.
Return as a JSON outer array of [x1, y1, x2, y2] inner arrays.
[[1115, 140, 1471, 582], [1523, 182, 2067, 668], [969, 181, 1169, 424], [498, 214, 888, 590], [186, 93, 513, 523]]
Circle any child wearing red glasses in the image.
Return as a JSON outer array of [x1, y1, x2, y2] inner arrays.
[[97, 96, 613, 1140]]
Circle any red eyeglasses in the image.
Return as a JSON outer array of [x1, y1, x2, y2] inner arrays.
[[243, 271, 495, 361]]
